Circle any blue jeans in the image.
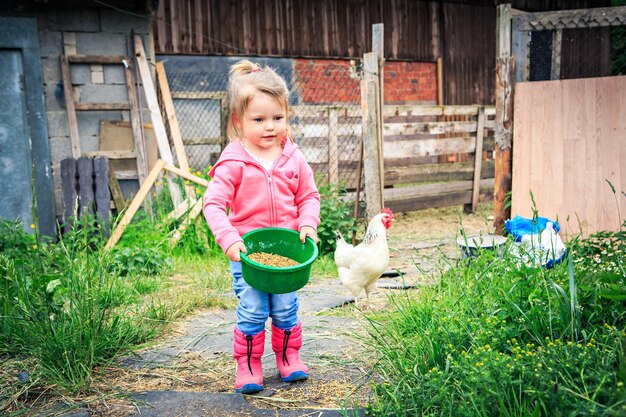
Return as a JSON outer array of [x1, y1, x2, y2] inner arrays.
[[230, 261, 300, 335]]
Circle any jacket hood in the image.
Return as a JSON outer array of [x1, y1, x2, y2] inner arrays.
[[208, 140, 299, 178]]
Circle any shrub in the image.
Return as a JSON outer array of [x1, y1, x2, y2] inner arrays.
[[317, 181, 360, 255]]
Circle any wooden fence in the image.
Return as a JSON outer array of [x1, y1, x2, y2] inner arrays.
[[292, 104, 495, 213], [512, 76, 626, 238]]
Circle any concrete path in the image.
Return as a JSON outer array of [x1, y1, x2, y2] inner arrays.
[[60, 278, 392, 416]]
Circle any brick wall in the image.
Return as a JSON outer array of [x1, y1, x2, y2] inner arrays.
[[294, 58, 437, 104]]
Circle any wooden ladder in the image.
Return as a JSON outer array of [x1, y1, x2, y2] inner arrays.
[[59, 52, 149, 188]]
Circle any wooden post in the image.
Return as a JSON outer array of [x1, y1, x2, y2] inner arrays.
[[328, 108, 339, 184], [372, 24, 385, 198], [361, 76, 383, 219], [494, 57, 515, 234], [133, 35, 182, 207], [494, 4, 514, 234], [469, 106, 485, 212], [59, 54, 81, 159], [437, 57, 444, 105]]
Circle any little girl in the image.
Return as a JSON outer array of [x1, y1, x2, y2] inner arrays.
[[203, 60, 320, 394]]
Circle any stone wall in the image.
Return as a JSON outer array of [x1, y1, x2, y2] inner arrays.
[[36, 6, 152, 214]]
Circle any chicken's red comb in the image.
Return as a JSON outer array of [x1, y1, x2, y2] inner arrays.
[[382, 207, 394, 219]]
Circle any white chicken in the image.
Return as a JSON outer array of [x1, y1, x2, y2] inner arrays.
[[334, 208, 395, 309]]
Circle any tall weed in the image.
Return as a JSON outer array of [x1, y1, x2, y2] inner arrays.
[[366, 230, 626, 416], [0, 219, 161, 392]]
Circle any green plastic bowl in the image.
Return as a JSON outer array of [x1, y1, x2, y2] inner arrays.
[[240, 228, 318, 294]]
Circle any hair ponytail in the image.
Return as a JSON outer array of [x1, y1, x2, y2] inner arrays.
[[229, 60, 261, 78]]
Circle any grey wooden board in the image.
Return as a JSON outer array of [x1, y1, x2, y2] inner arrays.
[[0, 49, 34, 232], [93, 156, 110, 226], [0, 17, 56, 236], [60, 158, 77, 231], [77, 157, 94, 216]]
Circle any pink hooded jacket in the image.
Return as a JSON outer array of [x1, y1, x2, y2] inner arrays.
[[203, 141, 321, 254]]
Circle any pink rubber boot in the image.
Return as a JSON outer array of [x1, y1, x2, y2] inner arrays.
[[271, 323, 309, 382], [233, 328, 264, 394]]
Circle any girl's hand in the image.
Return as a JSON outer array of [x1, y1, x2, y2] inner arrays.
[[299, 226, 318, 244], [226, 241, 247, 262]]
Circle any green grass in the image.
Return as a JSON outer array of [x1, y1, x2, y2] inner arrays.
[[364, 226, 626, 416]]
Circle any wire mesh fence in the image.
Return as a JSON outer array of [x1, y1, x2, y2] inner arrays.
[[160, 60, 363, 190], [525, 11, 626, 82]]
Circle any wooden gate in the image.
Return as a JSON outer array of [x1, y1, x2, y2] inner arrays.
[[511, 76, 626, 238]]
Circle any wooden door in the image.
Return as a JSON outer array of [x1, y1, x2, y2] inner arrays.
[[0, 17, 55, 236]]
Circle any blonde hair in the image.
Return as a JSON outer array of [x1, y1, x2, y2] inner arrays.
[[227, 60, 291, 141]]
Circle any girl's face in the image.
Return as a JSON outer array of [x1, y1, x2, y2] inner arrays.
[[238, 92, 287, 154]]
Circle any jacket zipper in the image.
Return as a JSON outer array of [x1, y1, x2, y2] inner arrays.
[[267, 172, 276, 226], [247, 155, 280, 227]]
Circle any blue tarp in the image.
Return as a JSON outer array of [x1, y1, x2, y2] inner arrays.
[[504, 215, 561, 242]]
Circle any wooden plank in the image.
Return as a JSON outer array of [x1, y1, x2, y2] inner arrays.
[[114, 170, 139, 180], [385, 188, 493, 214], [169, 198, 203, 248], [133, 38, 169, 155], [77, 157, 94, 216], [383, 120, 479, 136], [384, 137, 478, 158], [74, 102, 131, 111], [384, 161, 494, 187], [170, 91, 228, 100], [156, 61, 195, 197], [511, 76, 626, 238], [98, 120, 158, 173], [383, 105, 482, 118], [60, 54, 81, 158], [105, 159, 166, 250], [385, 178, 493, 200], [163, 163, 209, 187], [67, 55, 128, 64], [107, 160, 126, 212], [496, 4, 511, 58], [470, 106, 485, 212], [93, 156, 110, 227], [167, 197, 197, 221], [83, 150, 137, 159], [60, 158, 77, 232], [125, 63, 150, 188], [156, 62, 191, 171], [133, 35, 182, 206], [512, 29, 530, 83]]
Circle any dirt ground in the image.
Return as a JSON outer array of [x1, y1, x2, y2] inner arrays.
[[386, 202, 496, 276]]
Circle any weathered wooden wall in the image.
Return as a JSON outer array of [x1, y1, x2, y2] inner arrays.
[[511, 76, 626, 238], [153, 0, 611, 105]]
